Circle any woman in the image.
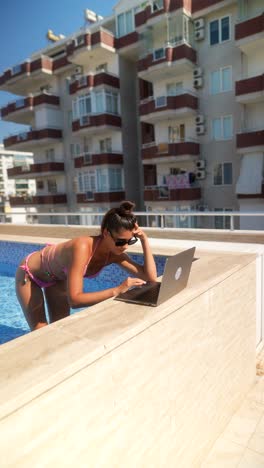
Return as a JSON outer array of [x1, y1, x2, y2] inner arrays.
[[15, 201, 157, 331]]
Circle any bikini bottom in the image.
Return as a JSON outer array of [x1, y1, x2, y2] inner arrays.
[[20, 251, 57, 289]]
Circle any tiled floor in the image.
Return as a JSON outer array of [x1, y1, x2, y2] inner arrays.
[[201, 368, 264, 467]]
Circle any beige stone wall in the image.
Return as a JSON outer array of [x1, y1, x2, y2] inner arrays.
[[0, 250, 256, 467]]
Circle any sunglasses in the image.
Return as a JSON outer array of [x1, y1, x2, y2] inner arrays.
[[109, 231, 138, 247]]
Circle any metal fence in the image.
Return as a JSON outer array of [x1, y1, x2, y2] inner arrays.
[[2, 211, 264, 231]]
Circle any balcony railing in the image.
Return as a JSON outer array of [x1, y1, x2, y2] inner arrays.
[[235, 11, 264, 42], [72, 114, 122, 132], [69, 72, 120, 95], [74, 152, 123, 168], [144, 184, 201, 201], [0, 93, 60, 119], [140, 91, 198, 117], [76, 190, 125, 203], [7, 162, 65, 177], [236, 74, 264, 97], [142, 140, 200, 159], [138, 42, 196, 73], [237, 128, 264, 149], [3, 128, 62, 148], [9, 194, 67, 206]]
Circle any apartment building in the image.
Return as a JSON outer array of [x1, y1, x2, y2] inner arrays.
[[0, 0, 263, 228], [0, 144, 36, 222]]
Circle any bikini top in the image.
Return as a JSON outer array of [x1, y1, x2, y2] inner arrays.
[[40, 237, 108, 281]]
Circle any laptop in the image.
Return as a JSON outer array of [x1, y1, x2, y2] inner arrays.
[[115, 246, 196, 307]]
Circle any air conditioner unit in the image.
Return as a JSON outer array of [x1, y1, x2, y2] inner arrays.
[[196, 169, 206, 180], [195, 29, 205, 41], [155, 96, 167, 108], [80, 115, 90, 126], [193, 67, 203, 78], [194, 18, 205, 30], [193, 77, 203, 89], [83, 153, 92, 165], [196, 159, 206, 169], [196, 124, 205, 135], [74, 65, 83, 74], [195, 114, 205, 125], [85, 191, 94, 201]]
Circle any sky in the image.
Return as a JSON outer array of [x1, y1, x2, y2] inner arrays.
[[0, 0, 116, 143]]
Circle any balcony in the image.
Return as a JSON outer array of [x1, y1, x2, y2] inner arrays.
[[235, 12, 264, 53], [135, 0, 191, 28], [67, 29, 115, 66], [191, 0, 236, 16], [140, 92, 198, 124], [144, 184, 201, 202], [7, 162, 65, 179], [76, 191, 125, 204], [138, 43, 196, 81], [237, 128, 264, 153], [0, 93, 60, 124], [236, 74, 264, 103], [9, 194, 67, 207], [72, 114, 122, 135], [115, 32, 141, 60], [0, 53, 74, 94], [142, 141, 200, 163], [3, 128, 62, 151], [74, 152, 123, 168], [69, 72, 120, 95]]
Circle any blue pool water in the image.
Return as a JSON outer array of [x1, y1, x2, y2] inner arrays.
[[0, 241, 166, 345]]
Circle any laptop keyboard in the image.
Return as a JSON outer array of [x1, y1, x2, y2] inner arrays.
[[127, 282, 161, 303]]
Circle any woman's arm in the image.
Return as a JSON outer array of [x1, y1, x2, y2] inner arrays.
[[67, 238, 146, 308], [117, 224, 157, 282]]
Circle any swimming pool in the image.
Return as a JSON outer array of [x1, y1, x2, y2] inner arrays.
[[0, 241, 166, 345]]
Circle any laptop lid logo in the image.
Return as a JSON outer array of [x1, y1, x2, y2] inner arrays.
[[175, 266, 182, 281]]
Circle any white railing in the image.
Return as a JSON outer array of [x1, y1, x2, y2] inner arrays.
[[3, 210, 264, 231]]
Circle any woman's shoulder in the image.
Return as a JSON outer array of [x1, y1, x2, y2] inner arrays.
[[71, 236, 94, 250]]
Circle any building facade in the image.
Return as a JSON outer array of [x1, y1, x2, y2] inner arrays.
[[0, 0, 263, 228], [0, 144, 36, 222]]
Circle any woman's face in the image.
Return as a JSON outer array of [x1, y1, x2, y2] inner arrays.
[[107, 228, 137, 254]]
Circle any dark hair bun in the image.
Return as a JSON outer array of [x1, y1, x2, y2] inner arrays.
[[119, 200, 135, 214]]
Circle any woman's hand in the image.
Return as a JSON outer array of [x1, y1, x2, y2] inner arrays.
[[133, 223, 147, 242], [113, 277, 146, 296]]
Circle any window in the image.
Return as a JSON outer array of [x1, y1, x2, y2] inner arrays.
[[214, 208, 232, 229], [168, 124, 185, 142], [45, 148, 55, 161], [117, 9, 134, 37], [166, 82, 183, 96], [70, 143, 81, 158], [212, 115, 233, 140], [79, 170, 96, 193], [210, 67, 232, 94], [153, 48, 165, 61], [97, 168, 123, 191], [209, 16, 230, 45], [47, 179, 57, 193], [72, 94, 91, 119], [213, 162, 232, 185], [99, 138, 112, 153], [36, 180, 44, 190], [105, 91, 118, 114]]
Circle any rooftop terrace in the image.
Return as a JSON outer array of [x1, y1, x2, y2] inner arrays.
[[0, 225, 263, 467]]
